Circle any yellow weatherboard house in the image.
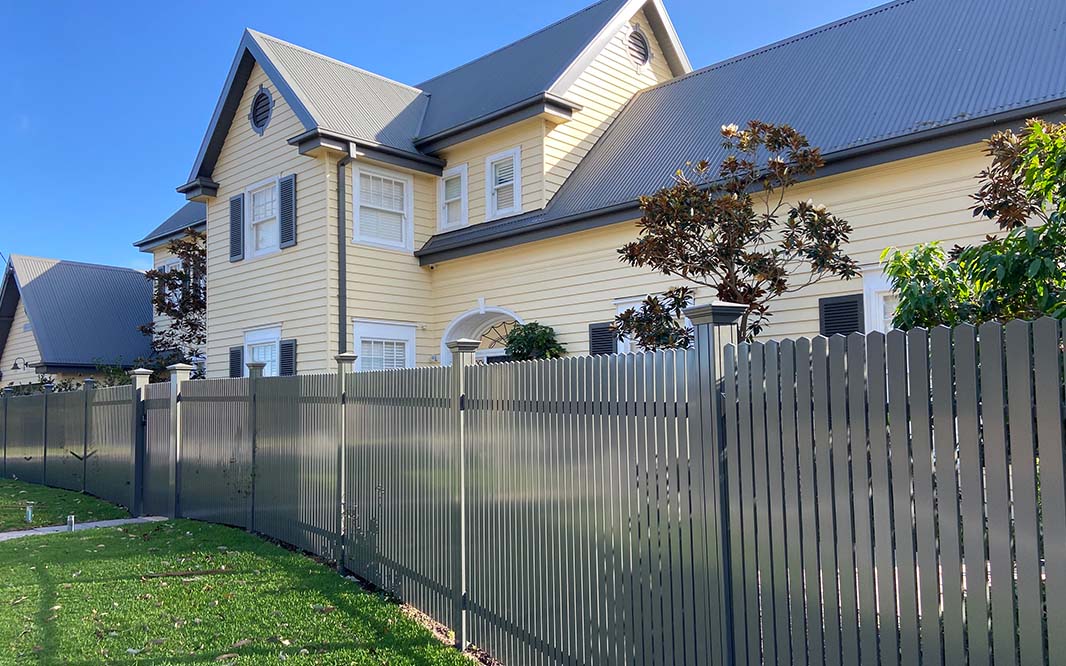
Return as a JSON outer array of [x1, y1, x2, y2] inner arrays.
[[151, 0, 1066, 377]]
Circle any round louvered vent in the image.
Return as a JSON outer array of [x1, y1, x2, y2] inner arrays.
[[628, 30, 650, 66], [249, 86, 273, 135]]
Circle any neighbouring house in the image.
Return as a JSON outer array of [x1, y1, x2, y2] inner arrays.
[[134, 201, 208, 367], [161, 0, 1066, 377], [0, 255, 153, 386]]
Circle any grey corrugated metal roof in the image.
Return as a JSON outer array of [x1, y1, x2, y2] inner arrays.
[[2, 255, 153, 368], [418, 0, 1066, 260], [415, 0, 629, 140], [134, 202, 207, 249], [249, 30, 430, 155]]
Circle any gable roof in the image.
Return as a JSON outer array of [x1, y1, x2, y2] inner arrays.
[[179, 0, 689, 195], [417, 0, 1066, 263], [134, 202, 207, 250], [0, 256, 153, 370]]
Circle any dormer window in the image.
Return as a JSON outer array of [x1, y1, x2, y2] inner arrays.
[[486, 147, 522, 220]]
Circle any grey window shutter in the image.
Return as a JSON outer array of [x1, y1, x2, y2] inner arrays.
[[819, 294, 865, 336], [588, 322, 616, 356], [228, 346, 243, 378], [279, 339, 297, 376], [229, 195, 244, 262], [279, 174, 297, 249]]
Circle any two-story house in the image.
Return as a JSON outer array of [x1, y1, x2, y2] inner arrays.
[[162, 0, 1066, 377]]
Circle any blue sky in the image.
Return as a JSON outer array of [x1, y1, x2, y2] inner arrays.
[[0, 0, 876, 270]]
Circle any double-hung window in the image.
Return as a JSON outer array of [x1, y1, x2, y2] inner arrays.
[[439, 165, 468, 230], [156, 258, 183, 310], [486, 147, 521, 220], [863, 268, 899, 333], [355, 167, 413, 251], [248, 180, 279, 257], [353, 319, 416, 372], [244, 327, 281, 377]]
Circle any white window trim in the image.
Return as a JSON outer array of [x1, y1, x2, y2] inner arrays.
[[485, 147, 522, 221], [863, 267, 896, 333], [243, 326, 281, 377], [353, 164, 415, 252], [156, 258, 183, 310], [613, 293, 697, 353], [438, 164, 469, 231], [352, 318, 417, 371], [244, 176, 281, 260]]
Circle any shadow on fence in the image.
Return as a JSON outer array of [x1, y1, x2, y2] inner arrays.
[[2, 308, 1063, 666]]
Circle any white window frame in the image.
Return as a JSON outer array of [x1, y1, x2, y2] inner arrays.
[[244, 326, 281, 377], [353, 165, 415, 252], [485, 147, 522, 220], [863, 268, 898, 333], [438, 164, 469, 231], [613, 293, 697, 353], [156, 258, 183, 310], [352, 318, 417, 372], [244, 176, 281, 259], [626, 24, 654, 72]]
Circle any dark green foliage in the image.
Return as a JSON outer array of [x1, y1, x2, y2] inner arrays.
[[884, 120, 1066, 329], [613, 286, 695, 351], [504, 322, 567, 361]]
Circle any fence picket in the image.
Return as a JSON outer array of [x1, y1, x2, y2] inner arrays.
[[1004, 321, 1045, 666], [779, 340, 809, 666], [813, 336, 841, 666], [796, 337, 825, 666], [751, 342, 775, 665], [1034, 318, 1066, 666], [829, 335, 858, 666]]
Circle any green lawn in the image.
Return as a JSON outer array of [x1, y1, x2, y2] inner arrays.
[[0, 479, 128, 532], [0, 519, 472, 665]]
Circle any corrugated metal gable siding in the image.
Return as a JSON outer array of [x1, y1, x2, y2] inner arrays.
[[545, 0, 1066, 219], [416, 0, 628, 139], [253, 31, 429, 155], [11, 255, 153, 367]]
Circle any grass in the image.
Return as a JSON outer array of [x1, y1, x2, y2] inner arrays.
[[0, 479, 128, 532], [0, 518, 471, 665]]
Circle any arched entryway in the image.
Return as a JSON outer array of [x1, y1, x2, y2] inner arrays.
[[440, 306, 524, 365]]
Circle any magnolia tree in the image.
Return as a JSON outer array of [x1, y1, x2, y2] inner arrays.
[[139, 230, 207, 375], [615, 121, 859, 345], [883, 119, 1066, 328]]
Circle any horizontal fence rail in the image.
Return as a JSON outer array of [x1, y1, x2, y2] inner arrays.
[[2, 315, 1062, 666]]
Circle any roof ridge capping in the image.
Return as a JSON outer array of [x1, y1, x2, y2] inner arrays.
[[10, 254, 147, 276], [247, 29, 425, 96], [646, 0, 917, 93], [416, 0, 620, 88]]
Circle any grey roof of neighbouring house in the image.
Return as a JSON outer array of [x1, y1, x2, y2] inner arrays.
[[417, 0, 1066, 261], [0, 255, 153, 369], [134, 202, 207, 249]]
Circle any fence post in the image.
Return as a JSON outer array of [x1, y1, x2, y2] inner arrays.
[[81, 378, 96, 493], [334, 353, 357, 573], [446, 338, 478, 651], [686, 301, 745, 666], [2, 387, 10, 478], [167, 363, 194, 519], [129, 370, 152, 516], [245, 362, 265, 533], [42, 383, 52, 486]]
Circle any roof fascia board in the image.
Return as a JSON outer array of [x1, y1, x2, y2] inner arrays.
[[416, 102, 1066, 265], [178, 30, 319, 196], [288, 129, 446, 175], [549, 0, 690, 96], [133, 222, 208, 251], [0, 263, 18, 363], [414, 93, 581, 154]]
